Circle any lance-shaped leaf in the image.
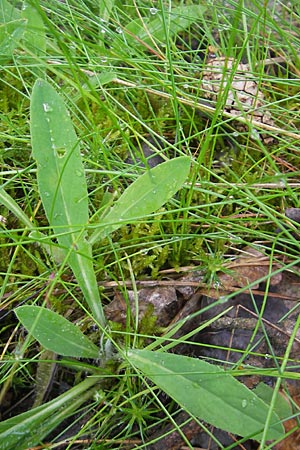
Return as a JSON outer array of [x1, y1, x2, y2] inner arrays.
[[30, 79, 105, 326], [112, 5, 206, 52], [128, 349, 284, 442], [0, 19, 27, 63], [89, 156, 190, 245], [0, 0, 20, 22], [15, 306, 100, 358]]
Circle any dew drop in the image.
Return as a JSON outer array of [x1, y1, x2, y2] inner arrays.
[[250, 129, 260, 140], [150, 7, 158, 15], [43, 103, 53, 112], [115, 27, 123, 34], [75, 170, 83, 177], [44, 191, 50, 197], [279, 179, 286, 188], [242, 399, 248, 408]]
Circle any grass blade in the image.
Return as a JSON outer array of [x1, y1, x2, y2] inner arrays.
[[0, 187, 34, 229], [0, 376, 98, 450]]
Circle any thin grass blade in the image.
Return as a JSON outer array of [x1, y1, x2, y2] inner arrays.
[[0, 376, 99, 450]]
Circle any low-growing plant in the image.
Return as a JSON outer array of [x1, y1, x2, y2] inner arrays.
[[1, 0, 300, 448], [0, 78, 286, 449]]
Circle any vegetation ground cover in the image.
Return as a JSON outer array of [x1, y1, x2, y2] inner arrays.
[[1, 1, 300, 449]]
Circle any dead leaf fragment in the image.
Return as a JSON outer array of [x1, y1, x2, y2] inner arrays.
[[202, 55, 274, 143], [219, 247, 282, 289]]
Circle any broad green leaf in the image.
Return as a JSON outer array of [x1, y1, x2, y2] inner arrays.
[[116, 5, 206, 51], [22, 3, 46, 58], [74, 72, 117, 103], [137, 5, 206, 46], [15, 306, 99, 358], [99, 0, 115, 22], [30, 79, 105, 326], [253, 382, 292, 420], [30, 79, 89, 236], [0, 0, 20, 22], [0, 19, 27, 62], [128, 349, 284, 441], [0, 376, 99, 450], [89, 156, 190, 245]]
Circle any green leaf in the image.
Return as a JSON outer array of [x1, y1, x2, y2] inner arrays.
[[30, 79, 105, 326], [15, 306, 99, 358], [0, 0, 21, 22], [75, 72, 117, 103], [30, 79, 89, 237], [128, 349, 284, 441], [117, 5, 206, 51], [89, 156, 190, 245], [253, 382, 292, 420], [0, 376, 99, 450], [22, 3, 46, 58], [99, 0, 115, 22], [0, 19, 27, 62]]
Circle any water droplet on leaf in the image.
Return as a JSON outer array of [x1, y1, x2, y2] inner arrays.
[[43, 103, 53, 112]]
